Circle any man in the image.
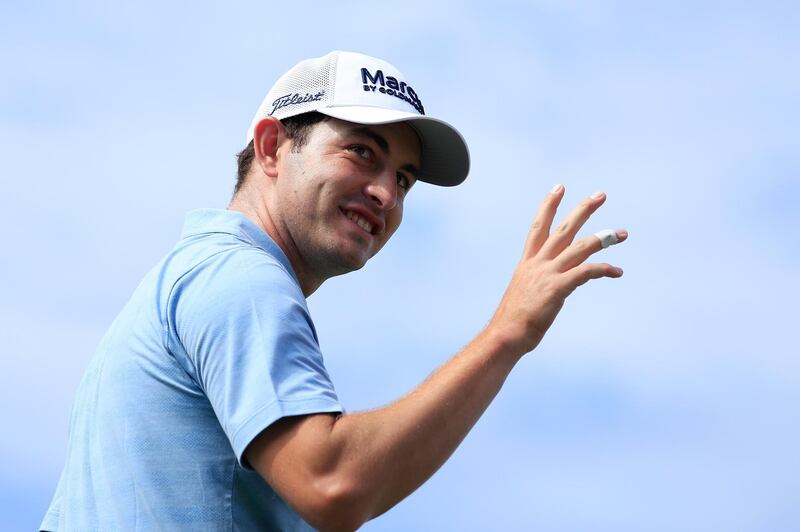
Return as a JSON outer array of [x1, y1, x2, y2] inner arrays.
[[42, 51, 627, 531]]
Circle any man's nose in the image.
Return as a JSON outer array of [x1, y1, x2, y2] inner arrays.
[[364, 169, 398, 211]]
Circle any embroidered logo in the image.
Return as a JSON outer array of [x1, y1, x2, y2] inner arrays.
[[361, 68, 424, 115], [270, 91, 326, 115]]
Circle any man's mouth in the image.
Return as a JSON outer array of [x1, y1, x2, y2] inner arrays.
[[342, 208, 375, 235]]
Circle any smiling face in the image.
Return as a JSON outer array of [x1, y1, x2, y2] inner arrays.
[[267, 117, 421, 287]]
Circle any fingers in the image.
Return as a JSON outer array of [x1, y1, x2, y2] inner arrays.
[[522, 184, 564, 258], [562, 262, 624, 290], [539, 191, 607, 259], [554, 229, 628, 272]]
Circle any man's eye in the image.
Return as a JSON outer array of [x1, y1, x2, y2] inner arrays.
[[397, 173, 411, 192], [348, 145, 372, 160]]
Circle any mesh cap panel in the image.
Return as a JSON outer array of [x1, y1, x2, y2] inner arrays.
[[259, 55, 335, 126]]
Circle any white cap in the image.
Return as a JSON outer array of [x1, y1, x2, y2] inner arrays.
[[247, 51, 470, 187]]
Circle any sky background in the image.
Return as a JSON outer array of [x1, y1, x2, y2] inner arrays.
[[2, 1, 798, 530]]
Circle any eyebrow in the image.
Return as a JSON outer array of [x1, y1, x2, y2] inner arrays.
[[351, 127, 420, 181]]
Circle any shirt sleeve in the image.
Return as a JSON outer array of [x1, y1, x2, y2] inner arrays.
[[166, 247, 342, 466]]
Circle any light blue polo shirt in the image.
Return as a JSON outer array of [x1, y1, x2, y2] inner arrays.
[[41, 209, 342, 531]]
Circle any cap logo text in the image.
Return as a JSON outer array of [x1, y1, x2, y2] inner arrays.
[[270, 91, 325, 115], [361, 68, 424, 115]]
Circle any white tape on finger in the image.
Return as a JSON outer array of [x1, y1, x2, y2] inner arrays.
[[594, 229, 618, 249]]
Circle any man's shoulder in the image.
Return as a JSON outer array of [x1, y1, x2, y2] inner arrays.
[[161, 240, 299, 320], [176, 208, 294, 275], [123, 210, 300, 331]]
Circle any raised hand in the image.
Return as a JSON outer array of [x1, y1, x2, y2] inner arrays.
[[489, 185, 628, 357]]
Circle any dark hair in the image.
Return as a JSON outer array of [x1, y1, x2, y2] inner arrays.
[[234, 111, 329, 194]]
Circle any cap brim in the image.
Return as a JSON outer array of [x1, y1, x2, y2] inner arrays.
[[319, 106, 470, 187]]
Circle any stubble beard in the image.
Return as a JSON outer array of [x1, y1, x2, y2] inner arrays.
[[303, 215, 373, 282]]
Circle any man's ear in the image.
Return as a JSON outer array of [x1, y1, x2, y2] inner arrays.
[[253, 117, 286, 178]]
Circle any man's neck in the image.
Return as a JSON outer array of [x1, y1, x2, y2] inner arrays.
[[227, 195, 322, 297]]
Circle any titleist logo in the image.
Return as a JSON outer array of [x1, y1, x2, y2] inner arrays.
[[270, 91, 325, 114]]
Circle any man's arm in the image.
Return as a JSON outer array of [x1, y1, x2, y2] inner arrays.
[[245, 186, 627, 531]]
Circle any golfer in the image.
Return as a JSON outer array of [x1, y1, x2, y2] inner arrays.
[[41, 51, 627, 531]]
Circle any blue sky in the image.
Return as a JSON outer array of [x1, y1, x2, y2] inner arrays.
[[2, 1, 798, 530]]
